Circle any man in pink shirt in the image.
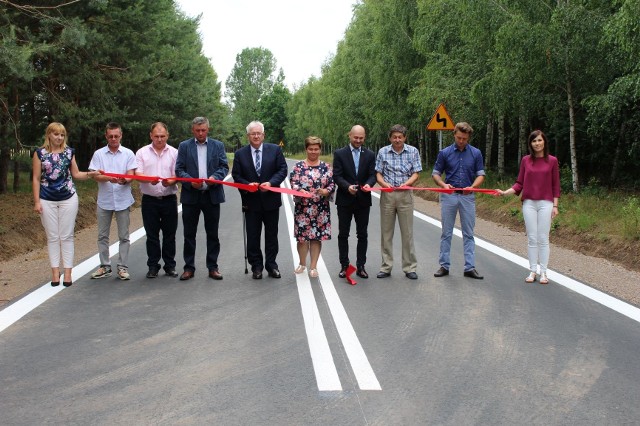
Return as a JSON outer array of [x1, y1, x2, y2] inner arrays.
[[135, 122, 179, 278]]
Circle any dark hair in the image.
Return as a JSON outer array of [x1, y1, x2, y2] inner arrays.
[[105, 122, 121, 133], [454, 122, 474, 135], [528, 130, 549, 160], [388, 124, 407, 138]]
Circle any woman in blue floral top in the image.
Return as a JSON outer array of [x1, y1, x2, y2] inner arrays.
[[32, 122, 98, 287], [289, 136, 335, 278]]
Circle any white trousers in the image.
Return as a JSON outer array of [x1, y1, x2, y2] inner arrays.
[[40, 193, 78, 268], [522, 199, 553, 274]]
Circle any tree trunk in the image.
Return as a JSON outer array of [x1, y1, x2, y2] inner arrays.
[[518, 114, 527, 160], [610, 121, 625, 187], [11, 87, 20, 193], [0, 92, 8, 194], [0, 147, 9, 194], [497, 114, 505, 177], [566, 77, 579, 192], [485, 115, 494, 169]]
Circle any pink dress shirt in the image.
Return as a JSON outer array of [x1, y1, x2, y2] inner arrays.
[[135, 143, 179, 197]]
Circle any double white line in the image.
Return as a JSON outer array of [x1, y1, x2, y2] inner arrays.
[[282, 178, 381, 391]]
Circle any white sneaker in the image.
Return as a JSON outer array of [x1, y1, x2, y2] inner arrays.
[[91, 266, 112, 279], [117, 267, 130, 280]]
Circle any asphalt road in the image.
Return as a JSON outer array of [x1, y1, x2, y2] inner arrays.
[[1, 162, 640, 425]]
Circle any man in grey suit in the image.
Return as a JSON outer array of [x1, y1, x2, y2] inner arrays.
[[332, 125, 377, 279], [175, 117, 229, 281]]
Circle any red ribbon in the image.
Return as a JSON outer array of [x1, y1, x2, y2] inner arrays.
[[345, 264, 357, 286], [367, 186, 498, 195], [99, 172, 313, 198]]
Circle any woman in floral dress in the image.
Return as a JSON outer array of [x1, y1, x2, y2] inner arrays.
[[32, 122, 98, 287], [289, 136, 335, 278]]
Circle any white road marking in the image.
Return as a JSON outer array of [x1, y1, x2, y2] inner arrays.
[[282, 192, 342, 391], [284, 178, 381, 391], [0, 206, 181, 334], [396, 192, 640, 323], [316, 262, 382, 390]]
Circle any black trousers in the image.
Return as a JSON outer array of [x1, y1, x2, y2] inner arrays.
[[182, 191, 221, 272], [337, 204, 371, 267], [141, 194, 178, 270], [244, 208, 280, 273]]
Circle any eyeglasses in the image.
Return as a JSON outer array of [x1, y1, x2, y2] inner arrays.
[[249, 132, 263, 137]]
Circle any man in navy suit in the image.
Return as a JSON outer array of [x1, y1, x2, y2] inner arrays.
[[175, 117, 229, 281], [333, 125, 377, 279], [231, 121, 288, 279]]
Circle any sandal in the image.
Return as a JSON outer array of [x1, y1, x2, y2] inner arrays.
[[539, 273, 549, 284], [309, 268, 318, 278], [525, 272, 537, 283], [295, 265, 306, 274]]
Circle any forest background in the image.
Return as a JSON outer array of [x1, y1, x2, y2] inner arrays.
[[1, 0, 639, 272]]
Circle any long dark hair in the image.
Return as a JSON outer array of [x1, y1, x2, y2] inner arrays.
[[528, 130, 549, 160]]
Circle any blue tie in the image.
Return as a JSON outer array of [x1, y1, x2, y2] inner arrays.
[[353, 148, 360, 175], [255, 149, 261, 176]]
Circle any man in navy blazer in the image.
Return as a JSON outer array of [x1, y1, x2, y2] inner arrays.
[[175, 117, 229, 281], [231, 121, 288, 279], [333, 125, 377, 279]]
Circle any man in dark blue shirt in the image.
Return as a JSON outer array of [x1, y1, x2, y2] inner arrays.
[[432, 122, 485, 279]]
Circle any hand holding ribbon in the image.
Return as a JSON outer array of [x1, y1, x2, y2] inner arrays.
[[99, 171, 313, 198]]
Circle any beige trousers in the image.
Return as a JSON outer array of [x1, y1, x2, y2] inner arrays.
[[379, 190, 417, 273]]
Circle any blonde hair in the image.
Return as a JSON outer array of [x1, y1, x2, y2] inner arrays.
[[304, 136, 323, 149], [42, 122, 68, 151]]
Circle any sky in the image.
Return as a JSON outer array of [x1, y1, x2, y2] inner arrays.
[[175, 0, 356, 95]]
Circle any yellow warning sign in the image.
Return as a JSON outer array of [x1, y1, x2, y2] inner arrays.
[[279, 140, 285, 147], [427, 104, 455, 131]]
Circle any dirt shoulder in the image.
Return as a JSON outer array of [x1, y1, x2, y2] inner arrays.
[[1, 196, 639, 309]]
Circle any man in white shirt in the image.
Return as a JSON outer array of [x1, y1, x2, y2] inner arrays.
[[135, 122, 179, 279], [89, 122, 137, 280]]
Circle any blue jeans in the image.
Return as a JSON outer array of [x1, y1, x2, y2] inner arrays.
[[439, 193, 476, 272]]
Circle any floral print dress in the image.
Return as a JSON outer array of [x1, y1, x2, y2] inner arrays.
[[37, 146, 76, 201], [289, 160, 335, 242]]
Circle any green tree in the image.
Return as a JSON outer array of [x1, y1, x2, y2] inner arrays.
[[257, 82, 291, 148], [225, 47, 281, 140]]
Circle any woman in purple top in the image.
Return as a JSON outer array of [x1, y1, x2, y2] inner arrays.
[[497, 130, 560, 284], [32, 122, 98, 287]]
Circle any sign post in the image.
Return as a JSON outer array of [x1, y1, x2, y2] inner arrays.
[[427, 103, 455, 151]]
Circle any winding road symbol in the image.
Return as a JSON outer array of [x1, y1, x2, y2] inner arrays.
[[427, 103, 455, 131]]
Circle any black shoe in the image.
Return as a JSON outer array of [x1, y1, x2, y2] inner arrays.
[[51, 281, 60, 287], [434, 267, 449, 277], [252, 270, 263, 279], [405, 272, 418, 280], [338, 265, 348, 278], [164, 268, 178, 277], [268, 269, 281, 278], [63, 281, 72, 287], [464, 269, 484, 279], [146, 267, 159, 279], [376, 271, 391, 279], [356, 266, 369, 279]]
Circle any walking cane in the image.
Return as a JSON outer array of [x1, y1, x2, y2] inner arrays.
[[242, 206, 248, 274]]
